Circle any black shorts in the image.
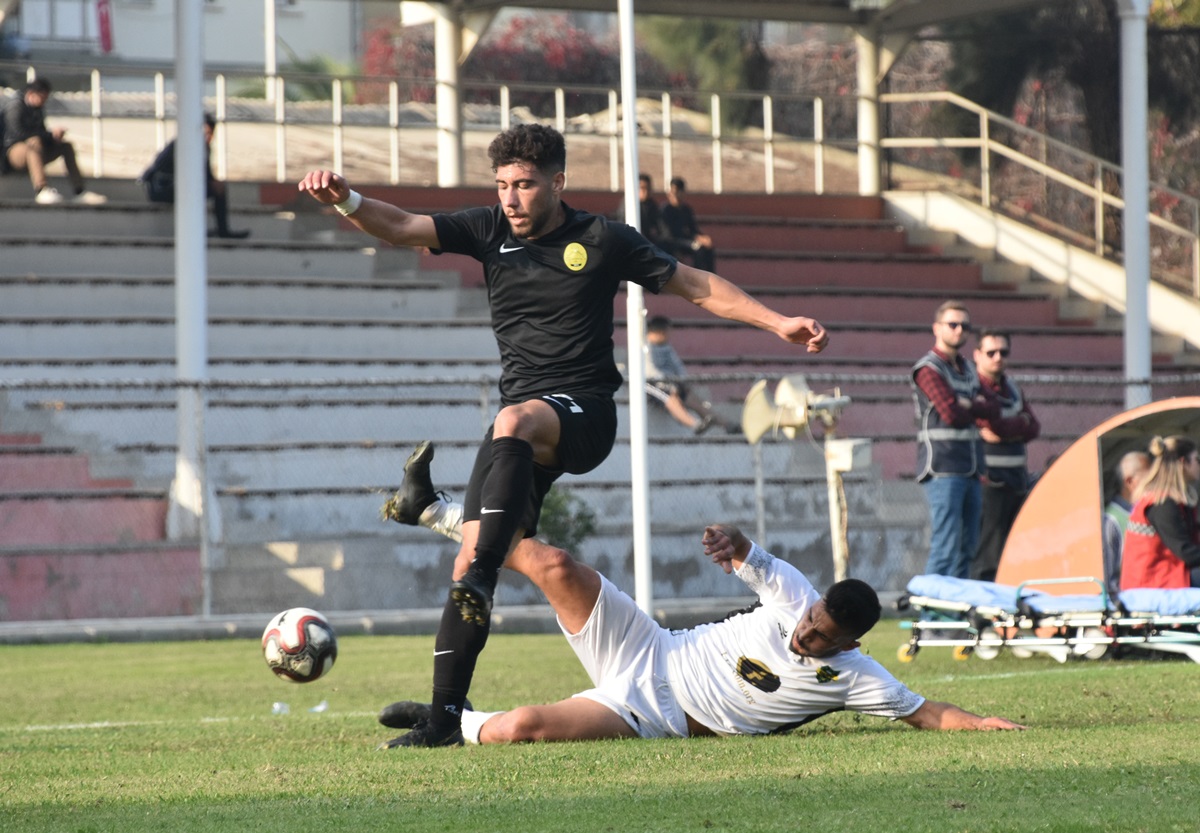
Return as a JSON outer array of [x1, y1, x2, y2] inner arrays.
[[463, 393, 617, 536]]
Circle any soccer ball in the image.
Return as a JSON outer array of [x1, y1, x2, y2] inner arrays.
[[261, 607, 338, 683]]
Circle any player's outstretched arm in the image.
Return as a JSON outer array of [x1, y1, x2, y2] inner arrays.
[[297, 169, 439, 249], [662, 263, 828, 353], [902, 700, 1027, 731]]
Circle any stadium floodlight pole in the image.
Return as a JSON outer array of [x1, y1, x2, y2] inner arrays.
[[1118, 0, 1152, 409], [618, 0, 654, 615], [169, 0, 213, 615]]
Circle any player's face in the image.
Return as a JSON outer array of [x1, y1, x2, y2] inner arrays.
[[788, 601, 860, 659], [496, 162, 565, 240]]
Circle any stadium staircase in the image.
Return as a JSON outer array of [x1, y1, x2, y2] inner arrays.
[[1, 183, 1196, 623]]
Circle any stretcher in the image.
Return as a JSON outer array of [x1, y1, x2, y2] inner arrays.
[[896, 575, 1200, 664]]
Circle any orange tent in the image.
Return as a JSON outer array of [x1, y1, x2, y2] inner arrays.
[[995, 397, 1200, 594]]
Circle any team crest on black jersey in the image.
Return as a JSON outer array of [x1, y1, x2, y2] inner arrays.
[[815, 665, 840, 684], [563, 242, 587, 271], [736, 657, 781, 693]]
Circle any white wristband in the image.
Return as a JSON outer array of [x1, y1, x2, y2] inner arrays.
[[334, 189, 363, 216]]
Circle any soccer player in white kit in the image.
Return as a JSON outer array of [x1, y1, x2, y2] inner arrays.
[[380, 522, 1026, 744]]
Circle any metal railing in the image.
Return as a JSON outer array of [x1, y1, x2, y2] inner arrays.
[[881, 89, 1200, 298], [0, 60, 856, 194], [5, 62, 1198, 296]]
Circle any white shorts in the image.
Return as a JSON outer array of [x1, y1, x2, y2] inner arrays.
[[562, 574, 690, 739]]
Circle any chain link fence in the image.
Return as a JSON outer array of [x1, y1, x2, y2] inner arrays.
[[5, 369, 1194, 627]]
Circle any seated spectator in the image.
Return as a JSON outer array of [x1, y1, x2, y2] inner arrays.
[[644, 315, 737, 435], [613, 173, 671, 248], [2, 77, 106, 204], [1102, 449, 1151, 594], [1120, 436, 1200, 590], [140, 113, 249, 239], [662, 176, 716, 272]]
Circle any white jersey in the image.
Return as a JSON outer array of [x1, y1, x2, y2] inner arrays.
[[665, 544, 925, 735]]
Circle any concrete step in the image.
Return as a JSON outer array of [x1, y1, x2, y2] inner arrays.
[[620, 321, 1132, 365], [0, 318, 499, 361], [833, 397, 1127, 443], [697, 218, 910, 253], [426, 249, 985, 290], [0, 451, 133, 490], [8, 392, 742, 448], [0, 357, 501, 382], [864, 435, 1077, 482], [0, 236, 379, 279], [0, 275, 462, 319], [635, 286, 1078, 327], [96, 434, 817, 492], [0, 545, 202, 621], [0, 200, 300, 241], [0, 492, 169, 545]]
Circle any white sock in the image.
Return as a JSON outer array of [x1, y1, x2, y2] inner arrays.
[[460, 708, 504, 744], [419, 498, 464, 543]]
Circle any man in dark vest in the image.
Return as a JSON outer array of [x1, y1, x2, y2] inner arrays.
[[971, 329, 1040, 582], [911, 301, 1000, 578]]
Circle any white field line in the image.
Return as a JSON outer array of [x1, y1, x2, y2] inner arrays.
[[16, 711, 378, 733]]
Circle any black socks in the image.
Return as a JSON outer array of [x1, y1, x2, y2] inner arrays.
[[429, 594, 490, 729], [470, 436, 534, 585], [428, 435, 534, 729]]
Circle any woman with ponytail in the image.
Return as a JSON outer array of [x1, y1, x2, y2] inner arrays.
[[1120, 435, 1200, 589]]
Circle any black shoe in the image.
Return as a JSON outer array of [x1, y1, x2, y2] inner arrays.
[[450, 570, 494, 627], [378, 698, 472, 730], [378, 721, 464, 749], [382, 441, 438, 525]]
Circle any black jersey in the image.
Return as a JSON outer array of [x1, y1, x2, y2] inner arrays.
[[432, 202, 678, 405]]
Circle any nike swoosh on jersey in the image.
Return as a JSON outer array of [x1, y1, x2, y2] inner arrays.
[[433, 649, 454, 656], [480, 507, 504, 514], [499, 244, 524, 253]]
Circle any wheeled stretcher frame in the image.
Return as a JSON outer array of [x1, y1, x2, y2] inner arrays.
[[896, 575, 1200, 665]]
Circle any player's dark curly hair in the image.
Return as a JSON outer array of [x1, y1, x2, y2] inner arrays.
[[823, 578, 881, 638], [487, 124, 566, 174]]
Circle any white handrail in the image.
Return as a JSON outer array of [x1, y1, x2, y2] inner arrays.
[[882, 89, 1200, 298]]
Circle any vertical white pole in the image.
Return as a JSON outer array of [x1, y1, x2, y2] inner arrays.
[[1118, 0, 1153, 408], [618, 0, 652, 614], [90, 70, 103, 176], [264, 0, 277, 104], [169, 0, 212, 614], [434, 6, 463, 187], [855, 27, 881, 196]]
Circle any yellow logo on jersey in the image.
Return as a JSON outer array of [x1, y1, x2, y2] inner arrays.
[[816, 665, 840, 684], [563, 242, 587, 272], [737, 656, 781, 693]]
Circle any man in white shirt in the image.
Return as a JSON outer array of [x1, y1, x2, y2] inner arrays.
[[379, 519, 1025, 746]]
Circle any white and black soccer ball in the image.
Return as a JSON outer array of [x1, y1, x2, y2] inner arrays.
[[261, 607, 338, 683]]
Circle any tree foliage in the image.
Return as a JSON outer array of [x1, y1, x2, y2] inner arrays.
[[943, 0, 1200, 165], [637, 17, 769, 130]]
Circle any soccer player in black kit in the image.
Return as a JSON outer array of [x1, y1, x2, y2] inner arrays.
[[298, 124, 829, 747]]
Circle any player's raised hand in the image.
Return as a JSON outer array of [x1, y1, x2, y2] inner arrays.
[[298, 170, 350, 205], [703, 524, 748, 574], [779, 316, 829, 353]]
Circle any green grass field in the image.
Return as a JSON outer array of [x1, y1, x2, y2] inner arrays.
[[5, 624, 1199, 833]]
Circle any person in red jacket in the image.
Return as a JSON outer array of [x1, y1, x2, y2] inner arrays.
[[1120, 435, 1200, 590]]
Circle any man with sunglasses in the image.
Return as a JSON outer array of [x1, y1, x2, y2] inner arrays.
[[971, 330, 1040, 581], [911, 301, 1001, 578]]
